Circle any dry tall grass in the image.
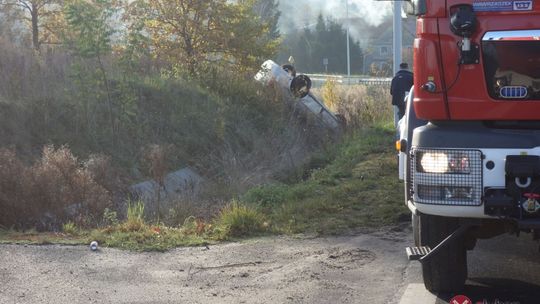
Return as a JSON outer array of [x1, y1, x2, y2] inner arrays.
[[0, 146, 111, 230], [314, 81, 393, 129]]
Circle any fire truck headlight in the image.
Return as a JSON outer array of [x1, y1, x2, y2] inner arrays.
[[420, 152, 449, 173], [412, 149, 482, 206], [419, 152, 471, 174]]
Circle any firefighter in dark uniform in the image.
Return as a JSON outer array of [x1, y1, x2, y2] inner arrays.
[[391, 63, 414, 120]]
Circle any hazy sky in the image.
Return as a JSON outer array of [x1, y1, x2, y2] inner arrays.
[[277, 0, 393, 45], [278, 0, 392, 31]]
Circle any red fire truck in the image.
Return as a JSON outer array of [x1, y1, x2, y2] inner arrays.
[[401, 0, 540, 292]]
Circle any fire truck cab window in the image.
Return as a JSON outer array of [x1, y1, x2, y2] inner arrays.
[[482, 30, 540, 100]]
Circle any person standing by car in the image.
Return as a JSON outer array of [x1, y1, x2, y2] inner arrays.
[[391, 63, 414, 120]]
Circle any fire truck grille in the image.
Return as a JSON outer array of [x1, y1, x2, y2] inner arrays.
[[411, 149, 483, 206]]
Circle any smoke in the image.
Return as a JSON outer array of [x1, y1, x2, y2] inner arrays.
[[278, 0, 392, 43]]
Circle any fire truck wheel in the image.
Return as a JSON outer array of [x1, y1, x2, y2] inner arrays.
[[419, 214, 467, 293]]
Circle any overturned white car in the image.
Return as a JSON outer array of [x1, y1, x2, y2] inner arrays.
[[255, 60, 343, 131]]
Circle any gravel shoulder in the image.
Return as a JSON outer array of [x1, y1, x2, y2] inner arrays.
[[0, 227, 413, 304]]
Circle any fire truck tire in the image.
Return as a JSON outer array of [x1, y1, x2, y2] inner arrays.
[[420, 214, 467, 292]]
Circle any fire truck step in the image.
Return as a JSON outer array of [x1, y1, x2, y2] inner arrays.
[[405, 246, 432, 261]]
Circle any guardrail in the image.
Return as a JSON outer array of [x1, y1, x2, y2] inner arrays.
[[305, 74, 392, 87]]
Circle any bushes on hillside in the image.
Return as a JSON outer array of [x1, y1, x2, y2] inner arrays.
[[0, 146, 111, 230], [0, 37, 346, 231]]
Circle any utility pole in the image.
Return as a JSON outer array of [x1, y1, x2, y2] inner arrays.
[[393, 1, 403, 127], [346, 0, 351, 83], [393, 1, 403, 75]]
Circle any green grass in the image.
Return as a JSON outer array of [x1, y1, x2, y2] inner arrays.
[[0, 201, 266, 251], [0, 224, 213, 252], [86, 225, 211, 252], [62, 222, 78, 235], [121, 200, 146, 232], [0, 124, 407, 250], [0, 229, 83, 246], [243, 124, 408, 235], [214, 201, 267, 238]]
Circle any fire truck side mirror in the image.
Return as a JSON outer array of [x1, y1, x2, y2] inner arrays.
[[403, 0, 427, 16]]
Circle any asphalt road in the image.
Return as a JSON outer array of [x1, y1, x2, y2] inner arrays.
[[401, 233, 540, 304]]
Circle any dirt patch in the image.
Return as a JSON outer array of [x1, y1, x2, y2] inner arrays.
[[322, 248, 377, 270], [0, 230, 413, 304]]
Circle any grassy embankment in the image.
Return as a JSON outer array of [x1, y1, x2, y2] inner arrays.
[[0, 123, 408, 251]]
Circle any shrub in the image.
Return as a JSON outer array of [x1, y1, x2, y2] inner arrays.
[[84, 154, 122, 193], [142, 144, 173, 217], [180, 216, 209, 236], [163, 200, 198, 227], [0, 149, 29, 228], [214, 201, 266, 238], [30, 146, 111, 228], [62, 221, 78, 235], [0, 146, 112, 230], [102, 208, 119, 227], [121, 200, 146, 232], [322, 78, 342, 112]]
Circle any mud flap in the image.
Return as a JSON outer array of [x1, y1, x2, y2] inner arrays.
[[406, 224, 475, 262]]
